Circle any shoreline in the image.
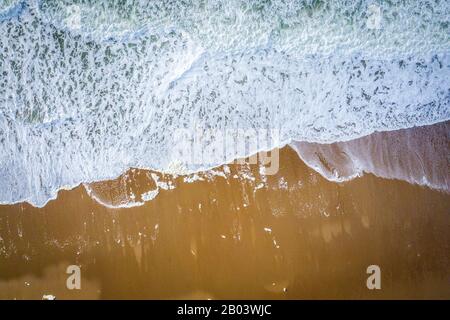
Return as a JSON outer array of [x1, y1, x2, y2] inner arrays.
[[0, 127, 449, 299], [2, 121, 449, 209]]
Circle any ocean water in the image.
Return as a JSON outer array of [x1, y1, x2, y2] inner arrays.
[[0, 0, 449, 207]]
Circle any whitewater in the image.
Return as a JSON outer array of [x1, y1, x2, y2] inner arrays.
[[0, 0, 449, 207]]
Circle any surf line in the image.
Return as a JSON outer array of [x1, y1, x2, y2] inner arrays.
[[177, 304, 211, 318]]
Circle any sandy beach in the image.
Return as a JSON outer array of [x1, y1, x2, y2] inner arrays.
[[0, 123, 449, 299]]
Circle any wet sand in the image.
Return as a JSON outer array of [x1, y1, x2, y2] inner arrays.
[[0, 128, 449, 299]]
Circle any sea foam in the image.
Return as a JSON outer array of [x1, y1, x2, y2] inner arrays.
[[0, 0, 449, 207]]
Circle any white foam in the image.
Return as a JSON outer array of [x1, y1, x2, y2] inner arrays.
[[0, 0, 449, 207], [141, 188, 159, 202]]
